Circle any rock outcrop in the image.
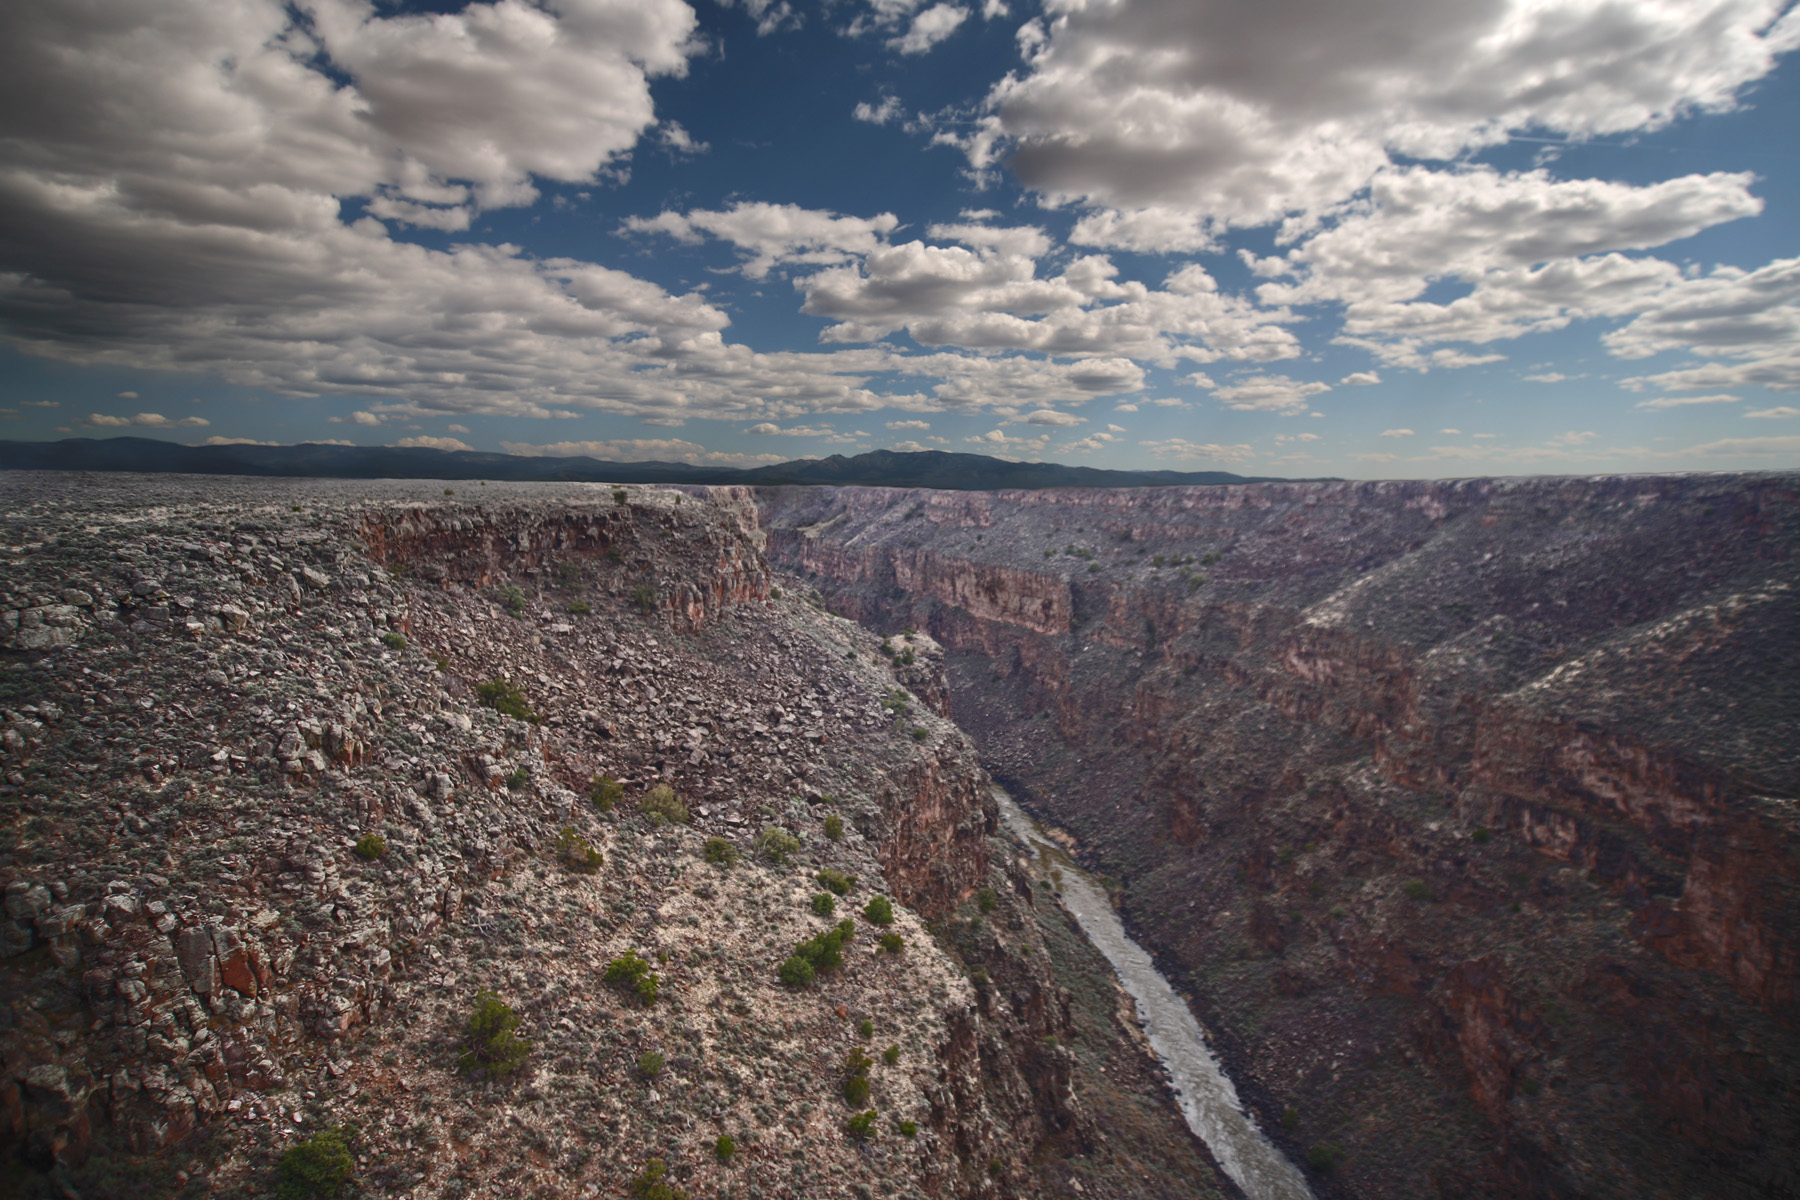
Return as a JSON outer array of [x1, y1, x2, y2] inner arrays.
[[760, 472, 1800, 1200], [0, 473, 1223, 1200]]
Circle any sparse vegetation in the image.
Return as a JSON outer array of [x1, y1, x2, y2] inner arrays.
[[879, 932, 904, 954], [883, 1044, 900, 1065], [354, 833, 387, 861], [756, 825, 801, 865], [568, 599, 591, 614], [1307, 1143, 1343, 1172], [276, 1126, 354, 1199], [641, 783, 689, 825], [714, 1135, 736, 1162], [475, 677, 540, 723], [1472, 826, 1493, 844], [823, 813, 843, 841], [817, 867, 853, 895], [637, 1050, 665, 1079], [629, 1158, 684, 1200], [505, 768, 530, 790], [910, 725, 929, 742], [845, 1110, 878, 1140], [1281, 1106, 1299, 1130], [551, 827, 603, 874], [591, 774, 624, 811], [612, 487, 628, 504], [863, 895, 895, 926], [812, 892, 837, 916], [604, 951, 660, 1006], [380, 631, 406, 650], [898, 1118, 918, 1138], [703, 836, 740, 866], [458, 991, 532, 1078], [976, 886, 997, 913], [781, 918, 857, 987], [1402, 878, 1434, 902], [843, 1047, 874, 1106], [498, 583, 528, 617], [634, 579, 657, 615]]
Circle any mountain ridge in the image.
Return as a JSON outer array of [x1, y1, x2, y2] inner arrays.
[[0, 436, 1315, 490]]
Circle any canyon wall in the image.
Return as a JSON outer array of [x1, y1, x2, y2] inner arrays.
[[759, 473, 1800, 1200]]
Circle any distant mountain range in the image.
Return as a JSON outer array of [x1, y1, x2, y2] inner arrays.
[[0, 437, 1315, 490]]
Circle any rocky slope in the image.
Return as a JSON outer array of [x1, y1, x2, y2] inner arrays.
[[758, 474, 1800, 1200], [0, 473, 1226, 1200]]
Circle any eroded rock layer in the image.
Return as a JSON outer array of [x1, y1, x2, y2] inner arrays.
[[0, 474, 1225, 1200], [759, 473, 1800, 1200]]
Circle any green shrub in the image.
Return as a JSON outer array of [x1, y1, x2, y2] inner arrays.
[[843, 1074, 871, 1107], [457, 991, 531, 1078], [499, 584, 528, 617], [444, 488, 455, 496], [816, 867, 853, 895], [811, 893, 836, 916], [881, 688, 911, 719], [604, 951, 660, 1007], [629, 1158, 684, 1200], [641, 784, 689, 826], [910, 726, 929, 742], [859, 1018, 874, 1038], [613, 488, 628, 505], [551, 827, 603, 874], [1280, 1106, 1299, 1130], [505, 768, 530, 791], [879, 932, 904, 954], [756, 826, 801, 865], [1306, 1143, 1343, 1173], [703, 837, 740, 867], [898, 1118, 918, 1138], [380, 631, 407, 651], [637, 1051, 665, 1079], [354, 833, 387, 861], [276, 1126, 353, 1199], [845, 1110, 877, 1141], [823, 813, 843, 841], [778, 955, 815, 988], [976, 886, 997, 913], [714, 1135, 735, 1162], [1402, 879, 1433, 902], [475, 677, 540, 723], [863, 895, 894, 926], [568, 600, 591, 615], [591, 775, 624, 812], [882, 1045, 899, 1066], [1472, 826, 1493, 844], [634, 580, 657, 616]]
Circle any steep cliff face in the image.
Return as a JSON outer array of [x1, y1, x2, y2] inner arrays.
[[760, 473, 1800, 1200], [0, 474, 1222, 1200]]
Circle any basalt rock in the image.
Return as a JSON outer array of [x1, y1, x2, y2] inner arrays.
[[760, 472, 1800, 1200]]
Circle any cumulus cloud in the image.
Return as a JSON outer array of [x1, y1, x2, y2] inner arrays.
[[1379, 428, 1413, 438], [446, 423, 470, 433], [1024, 409, 1084, 426], [86, 411, 209, 428], [622, 202, 901, 279], [889, 4, 969, 54], [888, 439, 931, 451], [1525, 372, 1569, 383], [1139, 438, 1255, 465], [886, 419, 931, 430], [1210, 374, 1331, 412], [854, 96, 905, 125], [721, 0, 803, 36], [393, 435, 473, 452], [1605, 257, 1800, 391], [1340, 371, 1380, 386], [975, 0, 1797, 228], [1634, 394, 1741, 409], [501, 438, 788, 466]]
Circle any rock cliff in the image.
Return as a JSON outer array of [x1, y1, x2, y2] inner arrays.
[[0, 474, 1223, 1200], [759, 473, 1800, 1200]]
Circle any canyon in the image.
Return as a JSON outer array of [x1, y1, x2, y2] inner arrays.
[[757, 473, 1800, 1200]]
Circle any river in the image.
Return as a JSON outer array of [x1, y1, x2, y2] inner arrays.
[[992, 786, 1315, 1200]]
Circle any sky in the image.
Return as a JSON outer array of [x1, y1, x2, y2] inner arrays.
[[0, 0, 1797, 479]]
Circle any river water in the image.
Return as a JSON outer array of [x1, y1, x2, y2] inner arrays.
[[992, 786, 1315, 1200]]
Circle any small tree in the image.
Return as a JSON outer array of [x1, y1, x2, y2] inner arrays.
[[475, 677, 540, 723], [863, 896, 895, 926], [823, 813, 844, 841], [629, 1158, 685, 1200], [354, 833, 387, 861], [605, 950, 660, 1006], [703, 836, 740, 867], [458, 991, 531, 1078], [591, 775, 624, 812], [552, 827, 604, 874], [756, 826, 801, 866], [811, 893, 836, 916], [641, 784, 689, 826], [276, 1127, 354, 1199]]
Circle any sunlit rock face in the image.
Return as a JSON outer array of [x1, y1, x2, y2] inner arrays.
[[760, 472, 1800, 1200]]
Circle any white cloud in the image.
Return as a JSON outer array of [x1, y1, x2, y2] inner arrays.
[[1668, 434, 1800, 458], [1210, 374, 1330, 412], [981, 0, 1009, 18], [1340, 371, 1380, 386], [1024, 408, 1084, 426], [889, 439, 931, 451], [658, 121, 709, 156], [351, 411, 383, 426], [1605, 257, 1800, 391], [501, 438, 788, 466], [622, 202, 901, 279], [854, 97, 904, 125], [722, 0, 803, 36], [973, 0, 1797, 228], [1525, 372, 1569, 383], [1439, 428, 1460, 434], [393, 435, 473, 452], [1746, 406, 1800, 419], [1379, 428, 1413, 438], [202, 436, 277, 446], [446, 423, 470, 433], [742, 423, 842, 437], [1069, 206, 1215, 254], [889, 4, 969, 54], [1634, 394, 1741, 409], [115, 390, 138, 399], [1139, 438, 1255, 465], [886, 419, 931, 430], [86, 411, 208, 428]]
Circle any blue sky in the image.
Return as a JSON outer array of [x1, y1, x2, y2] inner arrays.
[[1, 0, 1796, 478]]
